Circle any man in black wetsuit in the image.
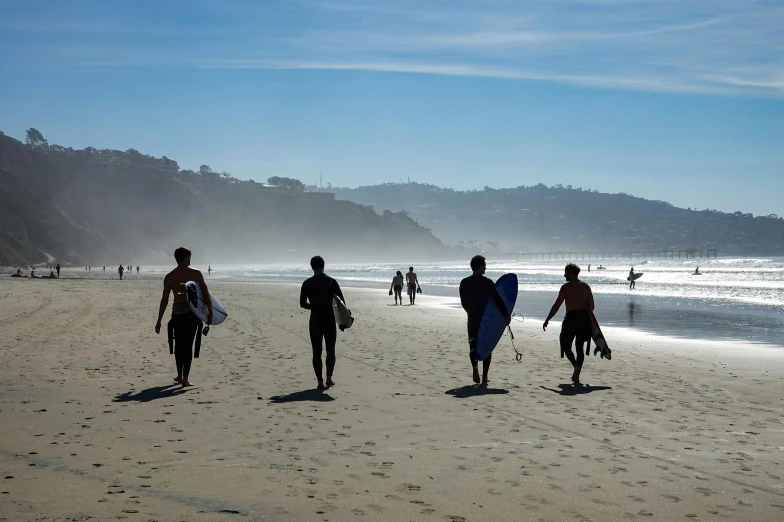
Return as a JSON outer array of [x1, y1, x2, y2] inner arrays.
[[300, 256, 345, 390], [543, 263, 595, 383], [459, 255, 511, 385]]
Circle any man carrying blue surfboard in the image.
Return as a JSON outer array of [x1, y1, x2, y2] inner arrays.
[[543, 263, 595, 384], [459, 255, 511, 385]]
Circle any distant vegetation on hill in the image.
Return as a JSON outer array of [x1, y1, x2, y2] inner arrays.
[[323, 182, 784, 256], [0, 129, 446, 266]]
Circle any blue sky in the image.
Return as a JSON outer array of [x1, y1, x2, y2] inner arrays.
[[1, 0, 783, 215]]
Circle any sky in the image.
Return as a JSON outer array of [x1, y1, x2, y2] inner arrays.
[[1, 0, 783, 215]]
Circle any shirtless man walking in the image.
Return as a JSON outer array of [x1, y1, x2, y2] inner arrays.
[[543, 263, 594, 383], [406, 267, 420, 305], [154, 247, 212, 387]]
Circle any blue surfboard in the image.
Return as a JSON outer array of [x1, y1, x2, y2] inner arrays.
[[473, 273, 518, 361]]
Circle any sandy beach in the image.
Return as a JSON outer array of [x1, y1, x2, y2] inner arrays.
[[2, 273, 784, 521]]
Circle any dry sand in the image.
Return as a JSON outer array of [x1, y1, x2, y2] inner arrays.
[[1, 272, 784, 521]]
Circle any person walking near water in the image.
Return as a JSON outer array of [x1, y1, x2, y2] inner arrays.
[[628, 267, 636, 289], [406, 267, 420, 305], [459, 255, 511, 385], [55, 263, 60, 278], [300, 256, 344, 390], [155, 247, 212, 387], [543, 263, 595, 384], [389, 271, 404, 305], [118, 265, 124, 280]]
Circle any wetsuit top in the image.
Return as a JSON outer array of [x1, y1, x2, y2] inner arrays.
[[300, 274, 344, 321], [459, 274, 510, 337]]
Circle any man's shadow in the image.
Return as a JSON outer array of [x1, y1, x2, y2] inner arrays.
[[269, 389, 335, 403], [113, 384, 187, 403], [539, 383, 612, 396], [445, 384, 509, 398]]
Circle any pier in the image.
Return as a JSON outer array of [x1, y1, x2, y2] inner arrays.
[[514, 248, 718, 262]]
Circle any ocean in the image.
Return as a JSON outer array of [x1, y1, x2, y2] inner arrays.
[[145, 257, 784, 348]]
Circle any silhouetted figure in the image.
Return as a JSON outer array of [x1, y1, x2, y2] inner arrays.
[[390, 271, 404, 305], [300, 255, 344, 390], [208, 265, 212, 276], [629, 267, 636, 289], [136, 265, 140, 274], [118, 265, 124, 280], [543, 263, 595, 384], [459, 255, 511, 385], [103, 266, 105, 272], [406, 266, 420, 305], [55, 264, 60, 278], [155, 247, 212, 388]]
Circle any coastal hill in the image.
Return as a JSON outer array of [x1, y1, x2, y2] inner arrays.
[[325, 183, 784, 256], [0, 130, 446, 266]]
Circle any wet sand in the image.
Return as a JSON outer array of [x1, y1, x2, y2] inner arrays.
[[1, 274, 784, 521]]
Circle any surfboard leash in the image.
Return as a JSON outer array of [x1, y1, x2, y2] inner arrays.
[[505, 313, 525, 361]]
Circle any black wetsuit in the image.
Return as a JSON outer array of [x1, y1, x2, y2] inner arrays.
[[300, 274, 344, 379], [168, 302, 203, 380], [459, 274, 510, 366], [560, 309, 592, 368]]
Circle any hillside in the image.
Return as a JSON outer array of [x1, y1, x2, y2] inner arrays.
[[325, 183, 784, 255], [0, 132, 446, 266]]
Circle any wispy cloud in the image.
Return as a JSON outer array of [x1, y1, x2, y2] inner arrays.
[[4, 0, 783, 96]]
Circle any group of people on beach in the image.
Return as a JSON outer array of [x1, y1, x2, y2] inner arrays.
[[155, 247, 597, 391], [388, 267, 421, 305]]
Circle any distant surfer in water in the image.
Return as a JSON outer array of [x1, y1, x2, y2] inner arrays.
[[154, 247, 212, 387], [628, 267, 636, 289], [300, 256, 345, 390], [406, 267, 420, 305], [390, 271, 404, 305], [459, 255, 511, 385], [543, 263, 595, 384]]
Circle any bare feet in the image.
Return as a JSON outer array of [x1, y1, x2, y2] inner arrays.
[[325, 377, 335, 387], [571, 365, 582, 384], [181, 379, 193, 387], [317, 381, 326, 390], [482, 376, 489, 385], [472, 367, 480, 384], [174, 376, 182, 384]]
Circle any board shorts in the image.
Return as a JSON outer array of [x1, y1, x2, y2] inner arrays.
[[561, 310, 592, 345]]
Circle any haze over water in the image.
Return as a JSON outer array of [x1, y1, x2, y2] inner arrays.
[[144, 257, 784, 348]]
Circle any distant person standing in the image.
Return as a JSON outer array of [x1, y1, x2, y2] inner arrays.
[[628, 267, 636, 289], [406, 267, 420, 305], [118, 265, 124, 280], [389, 271, 404, 305], [300, 256, 344, 390], [155, 247, 212, 387], [208, 265, 212, 276], [137, 265, 140, 274], [103, 265, 105, 272], [543, 263, 595, 384], [88, 265, 91, 272], [55, 263, 60, 278], [588, 264, 591, 272], [459, 255, 511, 385]]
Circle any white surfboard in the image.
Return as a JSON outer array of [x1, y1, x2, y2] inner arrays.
[[332, 295, 353, 329], [185, 281, 228, 325]]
